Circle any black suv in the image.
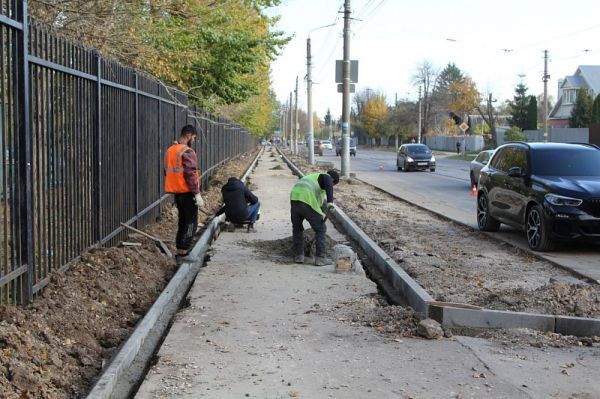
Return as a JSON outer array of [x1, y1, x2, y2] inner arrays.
[[477, 142, 600, 251]]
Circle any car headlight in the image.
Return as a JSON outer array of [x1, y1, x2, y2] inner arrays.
[[430, 155, 436, 162], [407, 156, 414, 162], [545, 194, 582, 207]]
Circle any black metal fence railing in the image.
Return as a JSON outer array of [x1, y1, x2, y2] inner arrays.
[[0, 2, 255, 304]]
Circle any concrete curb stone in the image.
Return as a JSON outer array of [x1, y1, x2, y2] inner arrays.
[[86, 148, 263, 399], [276, 147, 600, 338]]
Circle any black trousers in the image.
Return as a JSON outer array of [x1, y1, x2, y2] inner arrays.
[[290, 200, 327, 257], [174, 193, 198, 251]]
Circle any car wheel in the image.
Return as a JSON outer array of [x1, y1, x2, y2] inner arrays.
[[526, 205, 555, 251], [477, 193, 500, 232], [430, 168, 435, 172], [403, 161, 409, 172]]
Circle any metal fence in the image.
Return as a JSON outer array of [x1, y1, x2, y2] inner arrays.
[[0, 1, 255, 304]]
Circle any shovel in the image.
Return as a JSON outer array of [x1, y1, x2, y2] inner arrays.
[[120, 223, 173, 258]]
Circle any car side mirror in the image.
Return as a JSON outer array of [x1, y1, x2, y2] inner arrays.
[[507, 166, 524, 177]]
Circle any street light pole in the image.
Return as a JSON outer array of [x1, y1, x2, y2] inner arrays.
[[417, 85, 422, 144], [543, 49, 550, 142], [307, 37, 314, 164], [294, 76, 299, 155], [341, 0, 351, 178]]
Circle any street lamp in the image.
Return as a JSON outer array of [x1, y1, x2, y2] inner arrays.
[[305, 23, 338, 164]]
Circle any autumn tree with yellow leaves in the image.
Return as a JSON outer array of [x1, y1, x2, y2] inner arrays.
[[30, 0, 289, 137], [361, 93, 388, 144]]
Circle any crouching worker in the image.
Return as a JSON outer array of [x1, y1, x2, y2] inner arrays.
[[164, 125, 204, 264], [290, 170, 339, 266], [216, 177, 260, 231]]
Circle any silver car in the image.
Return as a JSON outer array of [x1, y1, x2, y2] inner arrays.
[[470, 150, 494, 186]]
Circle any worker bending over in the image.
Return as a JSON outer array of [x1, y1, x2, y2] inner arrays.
[[290, 170, 339, 266]]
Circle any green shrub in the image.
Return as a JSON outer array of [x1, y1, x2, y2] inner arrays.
[[504, 127, 527, 142]]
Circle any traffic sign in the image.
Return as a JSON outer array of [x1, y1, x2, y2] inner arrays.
[[335, 60, 359, 83], [459, 122, 469, 132]]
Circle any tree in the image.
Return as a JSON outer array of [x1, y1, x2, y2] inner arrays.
[[504, 127, 527, 142], [448, 77, 480, 117], [412, 60, 438, 135], [385, 100, 418, 145], [476, 93, 500, 148], [31, 0, 290, 136], [591, 94, 600, 124], [569, 88, 594, 128], [322, 109, 333, 138], [526, 96, 537, 130], [508, 83, 530, 130], [361, 93, 388, 145]]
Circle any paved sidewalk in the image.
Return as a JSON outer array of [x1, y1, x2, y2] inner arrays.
[[135, 149, 600, 398]]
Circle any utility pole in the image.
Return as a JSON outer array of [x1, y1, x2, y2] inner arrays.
[[294, 76, 299, 155], [341, 0, 351, 177], [279, 108, 283, 145], [306, 38, 315, 164], [282, 102, 287, 146], [543, 49, 550, 142], [417, 85, 422, 144], [289, 92, 293, 150]]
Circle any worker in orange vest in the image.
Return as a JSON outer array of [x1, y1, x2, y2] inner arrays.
[[164, 125, 204, 263]]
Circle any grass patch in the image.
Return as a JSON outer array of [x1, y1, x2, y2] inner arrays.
[[446, 153, 478, 161]]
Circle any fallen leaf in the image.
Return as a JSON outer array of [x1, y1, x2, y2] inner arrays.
[[290, 391, 300, 397]]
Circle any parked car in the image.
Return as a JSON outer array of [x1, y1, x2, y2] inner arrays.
[[314, 140, 323, 156], [321, 140, 333, 150], [335, 137, 357, 156], [477, 142, 600, 251], [396, 144, 435, 172], [470, 150, 494, 186]]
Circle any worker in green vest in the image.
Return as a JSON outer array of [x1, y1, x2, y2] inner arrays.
[[290, 170, 340, 265]]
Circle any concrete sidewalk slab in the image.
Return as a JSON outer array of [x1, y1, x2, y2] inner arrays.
[[135, 149, 600, 399]]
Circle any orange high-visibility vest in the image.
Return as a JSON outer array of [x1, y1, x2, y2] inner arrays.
[[164, 144, 198, 193]]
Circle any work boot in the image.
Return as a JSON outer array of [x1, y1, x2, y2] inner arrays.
[[294, 254, 305, 264], [314, 256, 333, 266]]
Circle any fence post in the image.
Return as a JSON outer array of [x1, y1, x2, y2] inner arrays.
[[157, 87, 162, 215], [17, 0, 34, 303], [94, 51, 102, 244], [134, 72, 139, 224]]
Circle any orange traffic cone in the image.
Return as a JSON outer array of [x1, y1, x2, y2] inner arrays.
[[471, 185, 477, 196]]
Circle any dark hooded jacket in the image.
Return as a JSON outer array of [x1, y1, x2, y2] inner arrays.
[[216, 178, 258, 223]]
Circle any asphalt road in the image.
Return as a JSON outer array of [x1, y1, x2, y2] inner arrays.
[[319, 147, 600, 282]]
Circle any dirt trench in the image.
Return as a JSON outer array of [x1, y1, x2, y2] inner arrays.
[[0, 150, 258, 399]]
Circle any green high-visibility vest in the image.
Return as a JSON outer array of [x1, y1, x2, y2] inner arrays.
[[290, 173, 326, 215]]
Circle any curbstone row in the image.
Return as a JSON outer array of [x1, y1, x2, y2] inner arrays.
[[276, 147, 600, 338], [86, 148, 263, 399]]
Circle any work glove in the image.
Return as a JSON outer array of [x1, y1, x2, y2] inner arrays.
[[326, 202, 335, 214], [194, 193, 205, 208]]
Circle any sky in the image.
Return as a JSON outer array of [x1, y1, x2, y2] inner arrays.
[[266, 0, 600, 120]]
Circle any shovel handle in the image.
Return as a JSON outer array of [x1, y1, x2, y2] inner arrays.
[[120, 223, 160, 242]]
